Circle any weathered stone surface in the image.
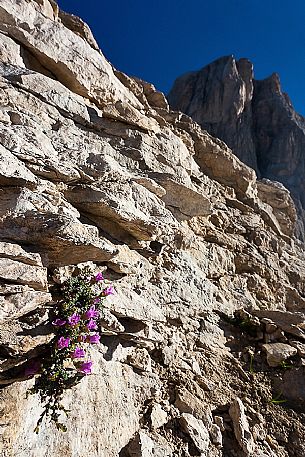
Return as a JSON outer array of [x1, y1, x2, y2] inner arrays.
[[0, 242, 42, 266], [0, 258, 47, 291], [175, 387, 210, 423], [150, 404, 168, 429], [262, 343, 297, 367], [180, 413, 210, 454], [253, 310, 305, 340], [127, 347, 152, 372], [0, 144, 37, 187], [168, 56, 305, 239], [0, 285, 51, 322], [124, 431, 173, 457], [289, 340, 305, 357], [0, 2, 304, 457], [278, 367, 305, 407], [0, 32, 25, 67], [229, 397, 255, 455], [210, 423, 223, 447]]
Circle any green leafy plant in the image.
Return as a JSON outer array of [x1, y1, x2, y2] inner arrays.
[[26, 267, 114, 433], [222, 312, 259, 337], [279, 360, 293, 370], [269, 391, 287, 405]]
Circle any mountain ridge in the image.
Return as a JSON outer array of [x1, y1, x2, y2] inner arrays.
[[168, 55, 305, 239], [0, 2, 305, 456]]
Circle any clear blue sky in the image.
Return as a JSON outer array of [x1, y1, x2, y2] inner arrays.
[[57, 0, 305, 115]]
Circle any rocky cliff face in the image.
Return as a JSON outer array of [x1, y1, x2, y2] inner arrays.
[[0, 2, 305, 457], [168, 56, 305, 239]]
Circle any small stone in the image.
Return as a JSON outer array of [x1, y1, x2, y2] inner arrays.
[[262, 343, 297, 367], [214, 416, 225, 432], [289, 341, 305, 357], [175, 387, 212, 428], [229, 397, 255, 456], [195, 374, 217, 391], [180, 413, 210, 454], [252, 423, 267, 442], [210, 423, 223, 447], [150, 404, 168, 429], [125, 431, 173, 457]]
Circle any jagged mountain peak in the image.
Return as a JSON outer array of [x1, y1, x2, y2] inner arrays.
[[168, 56, 305, 239], [0, 2, 305, 456]]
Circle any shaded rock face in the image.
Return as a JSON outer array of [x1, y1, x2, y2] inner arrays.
[[168, 56, 305, 239], [0, 2, 305, 457]]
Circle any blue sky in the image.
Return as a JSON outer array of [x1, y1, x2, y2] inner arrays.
[[58, 0, 305, 115]]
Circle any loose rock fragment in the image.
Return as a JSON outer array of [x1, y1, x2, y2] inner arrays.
[[180, 413, 210, 455], [262, 343, 297, 367], [229, 397, 255, 455]]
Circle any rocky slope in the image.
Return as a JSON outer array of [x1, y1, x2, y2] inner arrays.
[[168, 56, 305, 239], [0, 2, 305, 456]]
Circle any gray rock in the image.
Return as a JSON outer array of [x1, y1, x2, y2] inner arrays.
[[229, 397, 255, 455], [180, 413, 210, 455], [262, 343, 297, 367], [168, 56, 305, 239]]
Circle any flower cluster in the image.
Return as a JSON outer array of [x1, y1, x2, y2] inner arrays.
[[27, 268, 114, 432]]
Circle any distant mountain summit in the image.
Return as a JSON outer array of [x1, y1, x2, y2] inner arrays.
[[168, 56, 305, 238]]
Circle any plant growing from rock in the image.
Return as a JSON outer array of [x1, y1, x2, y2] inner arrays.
[[26, 267, 114, 432]]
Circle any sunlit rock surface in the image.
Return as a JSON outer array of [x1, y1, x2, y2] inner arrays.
[[0, 2, 304, 456]]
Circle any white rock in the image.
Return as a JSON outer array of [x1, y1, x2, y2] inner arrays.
[[150, 404, 168, 429], [180, 413, 210, 454]]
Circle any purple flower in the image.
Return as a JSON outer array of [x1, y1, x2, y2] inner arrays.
[[67, 313, 80, 326], [103, 285, 115, 296], [95, 272, 104, 282], [85, 305, 99, 319], [87, 319, 98, 330], [25, 360, 41, 377], [79, 361, 93, 374], [89, 333, 100, 344], [93, 297, 100, 305], [72, 347, 85, 358], [57, 336, 70, 349], [52, 318, 66, 327]]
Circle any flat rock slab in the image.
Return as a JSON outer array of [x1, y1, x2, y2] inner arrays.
[[0, 258, 48, 291], [262, 343, 297, 367], [229, 397, 255, 456]]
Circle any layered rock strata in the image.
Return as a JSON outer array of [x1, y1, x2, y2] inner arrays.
[[168, 56, 305, 239], [0, 2, 304, 457]]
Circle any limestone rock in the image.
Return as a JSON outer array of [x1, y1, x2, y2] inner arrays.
[[180, 413, 210, 455], [127, 347, 152, 372], [0, 1, 305, 456], [0, 0, 158, 131], [175, 387, 211, 424], [0, 144, 37, 187], [289, 340, 305, 357], [124, 431, 173, 457], [0, 242, 42, 266], [253, 310, 305, 340], [168, 56, 305, 239], [229, 397, 255, 455], [210, 423, 223, 447], [262, 343, 297, 367], [0, 285, 51, 323], [150, 404, 168, 429], [0, 258, 47, 291], [278, 367, 305, 407]]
